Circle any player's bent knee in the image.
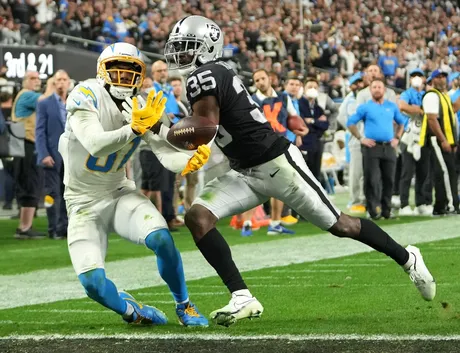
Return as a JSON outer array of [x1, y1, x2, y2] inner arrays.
[[184, 205, 216, 237], [328, 214, 360, 238], [78, 268, 107, 298], [145, 228, 174, 253]]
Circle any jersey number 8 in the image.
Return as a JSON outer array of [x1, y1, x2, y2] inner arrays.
[[86, 137, 141, 173]]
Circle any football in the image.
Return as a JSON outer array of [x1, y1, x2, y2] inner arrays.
[[167, 116, 218, 150], [287, 115, 306, 131]]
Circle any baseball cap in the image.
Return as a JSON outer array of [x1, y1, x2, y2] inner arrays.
[[409, 68, 425, 76], [427, 69, 448, 83], [349, 72, 363, 85]]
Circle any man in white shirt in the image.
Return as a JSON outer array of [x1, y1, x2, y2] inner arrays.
[[337, 72, 365, 213]]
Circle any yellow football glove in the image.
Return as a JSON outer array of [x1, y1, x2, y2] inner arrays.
[[181, 145, 211, 176], [131, 89, 167, 135]]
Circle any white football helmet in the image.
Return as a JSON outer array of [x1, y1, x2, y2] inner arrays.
[[164, 16, 224, 76], [96, 42, 146, 100]]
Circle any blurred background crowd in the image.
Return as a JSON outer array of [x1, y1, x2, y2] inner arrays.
[[1, 0, 460, 239], [3, 0, 460, 93]]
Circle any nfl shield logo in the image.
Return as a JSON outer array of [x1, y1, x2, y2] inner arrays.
[[207, 24, 221, 42]]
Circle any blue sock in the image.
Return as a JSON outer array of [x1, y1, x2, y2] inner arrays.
[[78, 268, 128, 316], [145, 229, 189, 303]]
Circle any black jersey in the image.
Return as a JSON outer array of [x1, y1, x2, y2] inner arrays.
[[186, 60, 290, 169]]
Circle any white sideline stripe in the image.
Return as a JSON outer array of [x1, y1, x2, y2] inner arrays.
[[309, 264, 385, 267], [1, 218, 459, 310], [26, 309, 113, 314], [2, 333, 460, 341], [6, 246, 62, 254], [136, 292, 226, 297], [270, 269, 348, 273]]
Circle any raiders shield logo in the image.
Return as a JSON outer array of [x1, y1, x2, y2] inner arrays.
[[207, 23, 221, 42]]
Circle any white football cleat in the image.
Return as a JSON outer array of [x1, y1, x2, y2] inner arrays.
[[404, 245, 436, 301], [399, 206, 414, 216], [210, 292, 264, 327]]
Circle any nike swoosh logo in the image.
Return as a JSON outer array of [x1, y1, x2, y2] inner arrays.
[[270, 169, 280, 178], [233, 299, 255, 311], [73, 99, 81, 106], [140, 115, 155, 120]]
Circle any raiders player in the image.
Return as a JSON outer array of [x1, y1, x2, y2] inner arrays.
[[163, 16, 436, 327]]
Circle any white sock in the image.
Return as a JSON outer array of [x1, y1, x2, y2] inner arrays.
[[403, 252, 415, 270], [270, 220, 281, 227], [176, 297, 190, 306], [123, 302, 135, 317], [233, 289, 252, 297], [243, 220, 252, 227]]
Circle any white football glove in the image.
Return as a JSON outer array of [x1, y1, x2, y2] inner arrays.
[[122, 95, 147, 124]]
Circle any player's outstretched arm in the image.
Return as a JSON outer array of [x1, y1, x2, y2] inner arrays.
[[142, 130, 195, 173], [69, 111, 137, 158]]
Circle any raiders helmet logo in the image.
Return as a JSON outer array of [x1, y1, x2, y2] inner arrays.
[[207, 23, 221, 42]]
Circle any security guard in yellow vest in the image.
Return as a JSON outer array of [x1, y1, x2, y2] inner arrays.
[[11, 71, 53, 239], [420, 69, 460, 215]]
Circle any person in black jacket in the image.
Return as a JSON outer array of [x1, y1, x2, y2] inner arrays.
[[298, 77, 329, 179]]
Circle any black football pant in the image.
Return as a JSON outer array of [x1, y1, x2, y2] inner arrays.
[[429, 137, 459, 213], [362, 143, 396, 218], [399, 143, 432, 208]]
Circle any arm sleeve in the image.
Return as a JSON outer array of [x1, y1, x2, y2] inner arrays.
[[422, 93, 440, 114], [15, 92, 41, 117], [142, 129, 194, 173], [347, 104, 366, 127], [69, 111, 137, 157], [35, 99, 50, 159]]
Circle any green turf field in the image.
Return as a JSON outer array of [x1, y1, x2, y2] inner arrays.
[[1, 194, 460, 352]]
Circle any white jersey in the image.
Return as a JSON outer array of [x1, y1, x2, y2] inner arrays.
[[59, 79, 193, 202]]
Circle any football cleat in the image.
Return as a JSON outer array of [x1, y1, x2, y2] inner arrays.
[[267, 224, 295, 236], [176, 301, 208, 327], [398, 206, 414, 216], [210, 292, 264, 327], [119, 291, 168, 325], [404, 245, 436, 301], [280, 215, 298, 226]]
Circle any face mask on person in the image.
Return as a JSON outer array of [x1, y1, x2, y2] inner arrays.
[[305, 88, 319, 99], [411, 76, 423, 88]]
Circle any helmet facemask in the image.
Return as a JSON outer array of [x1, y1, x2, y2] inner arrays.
[[97, 58, 146, 100], [164, 37, 209, 75]]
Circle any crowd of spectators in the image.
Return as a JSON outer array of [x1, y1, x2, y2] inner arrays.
[[2, 0, 460, 95], [2, 0, 460, 231]]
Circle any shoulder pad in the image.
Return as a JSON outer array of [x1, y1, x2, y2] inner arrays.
[[67, 82, 100, 113]]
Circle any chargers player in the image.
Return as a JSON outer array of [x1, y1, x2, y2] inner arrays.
[[162, 16, 436, 327], [59, 42, 209, 326]]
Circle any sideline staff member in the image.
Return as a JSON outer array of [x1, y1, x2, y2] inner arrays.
[[347, 79, 407, 219], [420, 69, 460, 215]]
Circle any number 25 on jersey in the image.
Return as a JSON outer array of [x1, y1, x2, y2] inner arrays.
[[85, 137, 141, 173]]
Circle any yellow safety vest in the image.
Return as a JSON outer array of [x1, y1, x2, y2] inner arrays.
[[419, 88, 457, 147]]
